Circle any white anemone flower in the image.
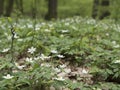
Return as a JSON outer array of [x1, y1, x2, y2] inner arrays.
[[34, 56, 40, 61], [2, 48, 10, 52], [4, 33, 8, 36], [61, 30, 69, 33], [82, 69, 88, 74], [3, 74, 14, 79], [54, 68, 61, 73], [17, 65, 25, 70], [45, 29, 51, 32], [57, 54, 65, 58], [41, 63, 51, 67], [114, 60, 120, 64], [26, 57, 33, 63], [14, 34, 19, 39], [15, 62, 25, 70], [65, 23, 70, 26], [112, 41, 116, 45], [59, 64, 66, 68], [60, 34, 64, 37], [113, 44, 120, 48], [54, 77, 65, 81], [27, 24, 33, 28], [48, 24, 53, 28], [17, 39, 23, 42], [51, 50, 58, 54], [106, 33, 109, 36], [40, 54, 51, 60], [27, 47, 36, 54]]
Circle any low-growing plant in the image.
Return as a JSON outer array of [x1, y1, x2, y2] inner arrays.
[[0, 16, 120, 89]]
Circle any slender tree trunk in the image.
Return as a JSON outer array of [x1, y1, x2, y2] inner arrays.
[[92, 0, 99, 19], [15, 0, 24, 14], [45, 0, 58, 20], [0, 0, 5, 16], [92, 0, 110, 19], [19, 0, 24, 14], [101, 0, 110, 6], [5, 0, 14, 17], [31, 0, 38, 19], [99, 0, 110, 19]]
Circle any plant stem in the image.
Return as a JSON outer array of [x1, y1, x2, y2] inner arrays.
[[10, 26, 15, 62], [7, 17, 15, 63]]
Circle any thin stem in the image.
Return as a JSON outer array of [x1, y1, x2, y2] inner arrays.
[[10, 26, 15, 62], [7, 18, 15, 63]]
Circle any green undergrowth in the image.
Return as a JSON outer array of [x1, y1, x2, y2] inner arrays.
[[0, 16, 120, 90]]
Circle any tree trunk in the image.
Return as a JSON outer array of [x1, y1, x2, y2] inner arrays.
[[31, 0, 37, 19], [19, 0, 24, 14], [5, 0, 14, 17], [15, 0, 24, 14], [92, 0, 110, 19], [0, 0, 5, 16], [101, 0, 110, 6], [45, 0, 58, 20], [99, 0, 110, 19], [92, 0, 99, 19]]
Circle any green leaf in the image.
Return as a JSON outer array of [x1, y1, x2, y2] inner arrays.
[[113, 72, 119, 78], [106, 69, 113, 75], [27, 31, 33, 36], [7, 17, 12, 22]]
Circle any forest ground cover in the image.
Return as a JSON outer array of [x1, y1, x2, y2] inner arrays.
[[0, 16, 120, 90]]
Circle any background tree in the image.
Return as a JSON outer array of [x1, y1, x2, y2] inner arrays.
[[15, 0, 24, 14], [45, 0, 58, 20], [92, 0, 99, 19], [99, 0, 110, 19], [0, 0, 5, 16], [5, 0, 14, 17], [31, 0, 38, 19], [92, 0, 110, 19], [110, 0, 120, 21]]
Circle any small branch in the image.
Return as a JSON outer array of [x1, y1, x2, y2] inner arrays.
[[7, 18, 15, 63], [6, 17, 15, 73], [10, 26, 15, 62]]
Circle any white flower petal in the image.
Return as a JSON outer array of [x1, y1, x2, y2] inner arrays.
[[57, 55, 64, 58], [54, 77, 65, 81], [51, 50, 58, 54], [114, 60, 120, 63], [2, 48, 10, 52], [26, 57, 33, 63], [28, 47, 36, 54], [82, 69, 88, 74], [59, 64, 66, 68], [3, 74, 14, 79]]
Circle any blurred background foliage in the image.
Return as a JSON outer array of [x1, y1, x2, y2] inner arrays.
[[0, 0, 120, 21]]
